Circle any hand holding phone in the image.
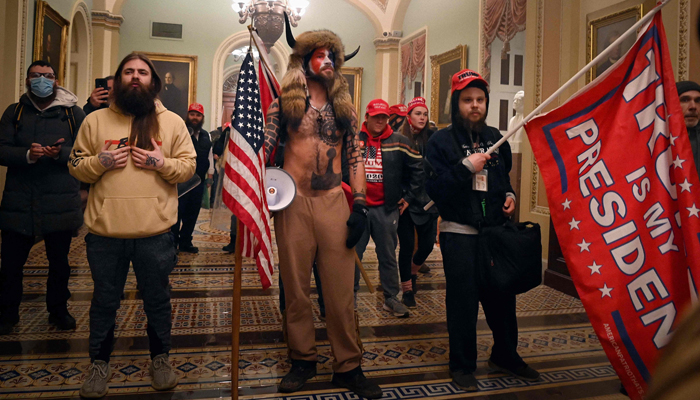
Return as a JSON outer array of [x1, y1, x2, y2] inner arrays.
[[49, 138, 65, 148], [90, 79, 110, 108]]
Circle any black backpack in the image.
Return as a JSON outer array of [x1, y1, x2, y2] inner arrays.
[[478, 220, 543, 294]]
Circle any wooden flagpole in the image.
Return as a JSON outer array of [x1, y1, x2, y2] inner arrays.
[[231, 220, 243, 399]]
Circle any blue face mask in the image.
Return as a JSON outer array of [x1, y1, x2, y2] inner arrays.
[[29, 76, 54, 98]]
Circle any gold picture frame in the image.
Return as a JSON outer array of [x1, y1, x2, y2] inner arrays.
[[341, 66, 363, 118], [430, 45, 468, 128], [141, 52, 198, 119], [586, 5, 642, 82], [33, 1, 69, 84]]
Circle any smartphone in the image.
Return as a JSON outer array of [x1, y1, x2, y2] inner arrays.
[[95, 78, 109, 91], [49, 139, 64, 147]]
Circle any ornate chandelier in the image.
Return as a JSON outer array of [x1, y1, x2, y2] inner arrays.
[[231, 0, 309, 51]]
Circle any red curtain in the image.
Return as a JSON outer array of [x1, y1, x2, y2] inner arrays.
[[400, 34, 426, 104], [482, 0, 527, 83]]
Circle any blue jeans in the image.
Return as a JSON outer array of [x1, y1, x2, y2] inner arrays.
[[85, 232, 177, 362]]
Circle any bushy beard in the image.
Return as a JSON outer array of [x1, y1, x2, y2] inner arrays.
[[462, 115, 486, 133], [186, 118, 203, 131], [306, 66, 334, 89], [113, 80, 157, 117]]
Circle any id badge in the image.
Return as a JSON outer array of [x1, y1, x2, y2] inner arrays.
[[473, 169, 488, 192]]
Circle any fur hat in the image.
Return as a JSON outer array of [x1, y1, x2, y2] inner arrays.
[[281, 27, 357, 131]]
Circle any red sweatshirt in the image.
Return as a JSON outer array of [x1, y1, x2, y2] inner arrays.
[[360, 122, 393, 206]]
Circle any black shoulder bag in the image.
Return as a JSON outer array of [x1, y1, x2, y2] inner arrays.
[[448, 127, 542, 294]]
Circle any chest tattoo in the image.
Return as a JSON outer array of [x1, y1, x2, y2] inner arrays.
[[311, 148, 341, 190], [312, 103, 342, 146]]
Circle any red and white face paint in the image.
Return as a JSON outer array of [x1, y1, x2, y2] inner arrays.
[[307, 48, 334, 77]]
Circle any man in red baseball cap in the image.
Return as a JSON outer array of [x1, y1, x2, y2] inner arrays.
[[171, 103, 214, 253], [354, 99, 423, 318], [424, 69, 539, 391], [388, 103, 408, 131]]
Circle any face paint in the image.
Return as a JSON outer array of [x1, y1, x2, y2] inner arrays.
[[307, 48, 334, 76]]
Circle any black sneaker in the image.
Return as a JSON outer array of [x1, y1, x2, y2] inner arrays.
[[488, 359, 540, 381], [49, 313, 76, 330], [222, 243, 235, 253], [0, 316, 19, 335], [418, 264, 430, 273], [279, 361, 316, 393], [402, 290, 416, 308], [450, 370, 478, 392], [179, 244, 199, 254], [331, 367, 382, 399], [411, 274, 418, 294]]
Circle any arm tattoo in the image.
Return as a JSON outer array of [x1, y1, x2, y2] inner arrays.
[[344, 114, 363, 176], [264, 100, 281, 164], [146, 155, 159, 167], [98, 152, 115, 169]]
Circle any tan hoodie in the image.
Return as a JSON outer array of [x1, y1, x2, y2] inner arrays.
[[69, 101, 196, 238]]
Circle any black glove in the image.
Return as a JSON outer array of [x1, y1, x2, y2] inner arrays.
[[346, 203, 368, 248]]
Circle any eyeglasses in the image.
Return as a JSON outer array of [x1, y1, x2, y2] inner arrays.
[[28, 72, 56, 80]]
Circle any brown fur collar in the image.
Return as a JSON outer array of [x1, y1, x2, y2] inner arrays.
[[280, 30, 355, 131]]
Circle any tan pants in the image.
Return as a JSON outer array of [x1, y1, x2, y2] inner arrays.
[[275, 190, 361, 373]]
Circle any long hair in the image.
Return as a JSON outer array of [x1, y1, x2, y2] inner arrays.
[[400, 111, 431, 153], [113, 53, 162, 150]]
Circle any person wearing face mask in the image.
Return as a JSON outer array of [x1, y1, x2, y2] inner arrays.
[[0, 60, 85, 335], [396, 97, 439, 308]]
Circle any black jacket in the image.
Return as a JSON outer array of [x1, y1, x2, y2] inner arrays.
[[688, 123, 700, 180], [401, 124, 438, 224], [0, 89, 85, 236], [425, 125, 514, 228], [190, 129, 212, 180], [83, 100, 107, 115], [359, 129, 423, 211]]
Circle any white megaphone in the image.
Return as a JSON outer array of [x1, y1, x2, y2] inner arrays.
[[265, 167, 296, 211]]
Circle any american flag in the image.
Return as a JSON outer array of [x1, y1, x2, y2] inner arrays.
[[222, 52, 274, 289]]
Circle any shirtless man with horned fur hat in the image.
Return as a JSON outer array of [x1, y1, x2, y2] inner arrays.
[[263, 14, 382, 399]]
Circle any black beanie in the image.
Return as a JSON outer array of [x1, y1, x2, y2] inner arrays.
[[676, 81, 700, 96]]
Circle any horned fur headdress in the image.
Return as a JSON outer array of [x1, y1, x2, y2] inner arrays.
[[280, 12, 359, 131]]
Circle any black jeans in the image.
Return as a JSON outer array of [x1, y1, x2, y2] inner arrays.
[[397, 212, 437, 282], [172, 182, 205, 246], [86, 232, 177, 362], [0, 230, 73, 320], [440, 231, 525, 373]]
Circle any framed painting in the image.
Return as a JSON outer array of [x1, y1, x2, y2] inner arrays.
[[430, 45, 468, 128], [33, 1, 69, 84], [141, 52, 198, 119], [587, 5, 642, 82], [399, 27, 428, 105], [341, 66, 363, 118]]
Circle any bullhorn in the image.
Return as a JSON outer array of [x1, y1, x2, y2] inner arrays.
[[265, 167, 296, 211]]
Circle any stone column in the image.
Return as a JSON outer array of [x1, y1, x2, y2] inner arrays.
[[373, 36, 401, 104], [90, 10, 123, 80]]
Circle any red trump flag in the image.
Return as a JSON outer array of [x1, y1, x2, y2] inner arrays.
[[525, 13, 700, 399]]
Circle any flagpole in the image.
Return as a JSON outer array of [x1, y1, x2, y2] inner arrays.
[[231, 221, 243, 400], [248, 25, 276, 79], [485, 0, 671, 156]]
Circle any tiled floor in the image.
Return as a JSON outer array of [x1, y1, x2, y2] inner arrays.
[[0, 210, 627, 399]]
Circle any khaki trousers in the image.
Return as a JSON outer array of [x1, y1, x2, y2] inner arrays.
[[275, 190, 361, 372]]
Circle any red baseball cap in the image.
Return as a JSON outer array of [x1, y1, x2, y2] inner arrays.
[[366, 99, 390, 117], [188, 103, 204, 114], [389, 104, 408, 117], [451, 69, 488, 94], [407, 97, 428, 114]]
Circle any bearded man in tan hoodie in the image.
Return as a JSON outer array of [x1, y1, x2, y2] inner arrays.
[[69, 53, 196, 399]]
